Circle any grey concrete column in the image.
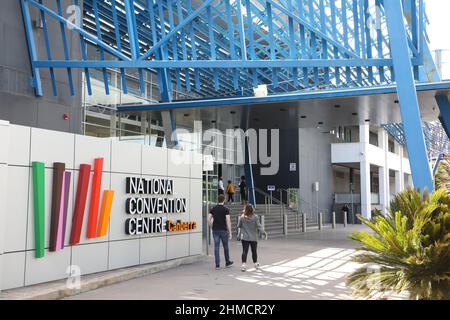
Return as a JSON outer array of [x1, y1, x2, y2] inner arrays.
[[394, 142, 405, 193], [0, 120, 10, 292], [378, 129, 389, 215], [360, 125, 372, 219]]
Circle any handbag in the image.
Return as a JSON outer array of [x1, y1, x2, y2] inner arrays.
[[236, 228, 242, 241]]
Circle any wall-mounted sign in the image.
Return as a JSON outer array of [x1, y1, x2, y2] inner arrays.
[[203, 155, 214, 171], [125, 177, 196, 235], [267, 185, 276, 192], [290, 163, 297, 172], [314, 181, 320, 192]]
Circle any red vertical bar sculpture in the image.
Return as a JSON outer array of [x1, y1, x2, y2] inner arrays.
[[87, 158, 104, 238], [69, 164, 91, 245], [49, 162, 65, 252]]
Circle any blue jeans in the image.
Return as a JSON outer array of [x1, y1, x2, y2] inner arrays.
[[213, 230, 230, 267]]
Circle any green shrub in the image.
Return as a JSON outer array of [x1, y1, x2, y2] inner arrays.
[[347, 188, 450, 300]]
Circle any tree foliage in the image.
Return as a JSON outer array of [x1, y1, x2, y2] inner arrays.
[[347, 188, 450, 300]]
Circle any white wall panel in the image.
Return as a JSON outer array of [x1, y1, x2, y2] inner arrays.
[[168, 149, 191, 178], [75, 135, 111, 172], [331, 143, 360, 164], [8, 125, 30, 166], [30, 128, 75, 169], [0, 120, 10, 164], [108, 239, 140, 270], [142, 145, 167, 177], [1, 252, 25, 290], [0, 164, 7, 255], [166, 234, 189, 260], [4, 166, 29, 252], [139, 236, 167, 264], [190, 179, 203, 229], [190, 152, 203, 179], [71, 242, 109, 276], [25, 248, 71, 286], [111, 141, 141, 174], [189, 232, 203, 256]]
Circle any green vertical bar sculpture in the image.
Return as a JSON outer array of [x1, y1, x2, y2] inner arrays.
[[32, 162, 45, 258]]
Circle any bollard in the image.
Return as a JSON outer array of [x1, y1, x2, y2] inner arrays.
[[332, 211, 336, 229], [206, 217, 210, 256], [260, 215, 265, 231], [344, 211, 348, 227], [302, 213, 307, 233], [318, 212, 323, 230], [283, 214, 288, 236]]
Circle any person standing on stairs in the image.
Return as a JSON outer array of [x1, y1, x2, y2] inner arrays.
[[239, 176, 247, 205], [226, 180, 236, 203], [237, 204, 267, 272], [218, 176, 225, 196]]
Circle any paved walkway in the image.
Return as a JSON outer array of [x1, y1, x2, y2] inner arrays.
[[67, 226, 369, 300]]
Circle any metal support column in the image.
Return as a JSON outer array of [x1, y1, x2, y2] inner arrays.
[[244, 137, 256, 206], [436, 96, 450, 139], [384, 0, 433, 192]]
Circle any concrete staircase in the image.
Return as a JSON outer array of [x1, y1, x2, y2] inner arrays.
[[226, 203, 318, 238]]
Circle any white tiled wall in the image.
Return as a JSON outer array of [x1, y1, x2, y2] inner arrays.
[[71, 242, 109, 275], [0, 121, 9, 292], [25, 248, 71, 286], [30, 128, 75, 169], [8, 125, 30, 166], [0, 124, 203, 291], [111, 141, 141, 174], [139, 236, 167, 264], [74, 135, 111, 172], [4, 166, 30, 252], [167, 234, 190, 260], [108, 239, 140, 269], [189, 232, 203, 256], [142, 145, 167, 176], [1, 252, 26, 290]]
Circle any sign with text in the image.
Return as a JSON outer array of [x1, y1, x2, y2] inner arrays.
[[125, 177, 196, 235]]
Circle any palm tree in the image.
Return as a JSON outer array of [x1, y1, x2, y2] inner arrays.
[[346, 188, 450, 300], [435, 159, 450, 194]]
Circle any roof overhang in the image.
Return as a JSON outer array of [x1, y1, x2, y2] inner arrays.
[[118, 82, 450, 130]]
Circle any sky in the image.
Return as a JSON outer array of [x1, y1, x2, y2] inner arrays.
[[426, 0, 450, 78]]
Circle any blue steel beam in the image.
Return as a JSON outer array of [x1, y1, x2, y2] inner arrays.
[[436, 95, 450, 138], [20, 0, 43, 97], [21, 0, 437, 104], [384, 0, 433, 192]]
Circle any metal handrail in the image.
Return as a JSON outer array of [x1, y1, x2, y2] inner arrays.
[[278, 188, 329, 214]]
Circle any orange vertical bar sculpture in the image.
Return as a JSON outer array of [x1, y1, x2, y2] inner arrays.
[[87, 158, 103, 238], [97, 190, 114, 237]]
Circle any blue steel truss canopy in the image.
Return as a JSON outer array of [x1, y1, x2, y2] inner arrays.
[[383, 121, 450, 160], [22, 0, 431, 100], [20, 0, 448, 193]]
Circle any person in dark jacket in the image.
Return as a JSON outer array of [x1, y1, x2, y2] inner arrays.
[[239, 176, 247, 205], [237, 204, 267, 272]]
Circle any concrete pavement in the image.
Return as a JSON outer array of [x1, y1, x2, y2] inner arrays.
[[67, 225, 370, 300]]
